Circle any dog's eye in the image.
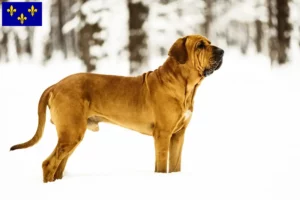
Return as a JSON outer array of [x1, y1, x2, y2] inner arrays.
[[197, 41, 205, 49]]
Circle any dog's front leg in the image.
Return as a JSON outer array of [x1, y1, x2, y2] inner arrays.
[[153, 130, 171, 173], [169, 127, 186, 172]]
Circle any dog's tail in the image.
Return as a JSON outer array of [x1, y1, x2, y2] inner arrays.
[[10, 85, 54, 151]]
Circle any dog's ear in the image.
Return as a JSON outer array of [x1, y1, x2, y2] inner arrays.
[[168, 37, 188, 64]]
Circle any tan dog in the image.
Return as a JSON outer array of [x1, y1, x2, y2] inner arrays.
[[10, 34, 224, 183]]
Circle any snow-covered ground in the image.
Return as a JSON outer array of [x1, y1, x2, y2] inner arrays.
[[0, 49, 300, 200]]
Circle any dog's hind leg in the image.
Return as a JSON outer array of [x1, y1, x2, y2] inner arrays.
[[53, 150, 74, 180], [53, 156, 69, 180], [42, 131, 85, 183], [43, 101, 88, 182], [53, 128, 86, 180]]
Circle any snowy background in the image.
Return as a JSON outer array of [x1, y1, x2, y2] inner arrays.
[[1, 0, 300, 200]]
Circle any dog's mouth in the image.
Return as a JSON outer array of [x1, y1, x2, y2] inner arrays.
[[203, 58, 223, 77], [214, 58, 223, 70], [203, 46, 224, 77]]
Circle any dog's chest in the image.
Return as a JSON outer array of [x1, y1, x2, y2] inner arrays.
[[183, 109, 192, 120], [181, 92, 195, 121], [173, 109, 193, 133], [173, 84, 196, 132]]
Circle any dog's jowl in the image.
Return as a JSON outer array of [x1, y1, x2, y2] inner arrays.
[[10, 34, 224, 183]]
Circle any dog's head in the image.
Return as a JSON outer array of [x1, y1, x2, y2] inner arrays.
[[168, 34, 224, 77]]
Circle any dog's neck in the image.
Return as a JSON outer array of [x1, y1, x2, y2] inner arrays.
[[162, 57, 203, 84], [151, 57, 204, 108]]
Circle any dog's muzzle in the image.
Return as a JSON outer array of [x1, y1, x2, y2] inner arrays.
[[204, 46, 224, 77]]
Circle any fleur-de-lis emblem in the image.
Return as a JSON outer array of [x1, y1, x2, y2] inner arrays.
[[7, 5, 17, 16], [17, 13, 27, 24], [28, 5, 38, 16]]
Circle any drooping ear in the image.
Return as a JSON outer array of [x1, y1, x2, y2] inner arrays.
[[168, 37, 188, 64]]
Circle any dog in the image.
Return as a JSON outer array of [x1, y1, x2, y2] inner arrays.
[[10, 34, 224, 183]]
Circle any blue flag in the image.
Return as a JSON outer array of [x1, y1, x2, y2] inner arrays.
[[2, 2, 42, 26]]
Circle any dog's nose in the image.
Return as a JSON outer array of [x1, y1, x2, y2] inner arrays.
[[212, 46, 224, 57], [215, 48, 224, 56], [217, 48, 224, 56]]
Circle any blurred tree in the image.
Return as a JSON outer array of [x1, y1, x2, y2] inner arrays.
[[203, 0, 213, 39], [253, 0, 267, 54], [0, 30, 9, 62], [148, 0, 198, 62], [15, 33, 21, 57], [267, 0, 278, 65], [61, 0, 78, 58], [240, 23, 250, 54], [150, 0, 176, 57], [215, 0, 253, 54], [0, 0, 299, 68], [50, 0, 66, 57], [13, 27, 33, 59], [268, 0, 292, 65], [255, 19, 263, 53], [44, 0, 78, 62], [26, 27, 33, 56], [127, 0, 149, 75], [78, 0, 108, 72], [276, 0, 292, 64]]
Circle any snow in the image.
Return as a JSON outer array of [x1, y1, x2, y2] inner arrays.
[[1, 47, 300, 200]]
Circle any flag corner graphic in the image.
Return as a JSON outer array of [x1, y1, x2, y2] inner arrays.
[[2, 2, 42, 26]]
